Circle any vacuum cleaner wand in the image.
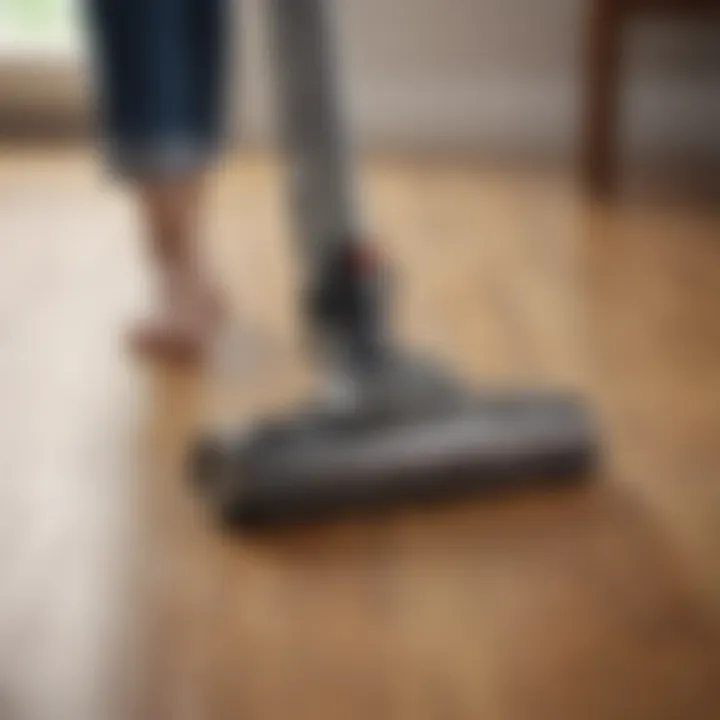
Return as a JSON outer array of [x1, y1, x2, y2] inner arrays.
[[189, 0, 597, 528]]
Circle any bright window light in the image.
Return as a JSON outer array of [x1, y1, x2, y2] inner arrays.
[[0, 0, 79, 57]]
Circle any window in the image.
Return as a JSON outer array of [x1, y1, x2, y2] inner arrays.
[[0, 0, 84, 127], [0, 0, 79, 57]]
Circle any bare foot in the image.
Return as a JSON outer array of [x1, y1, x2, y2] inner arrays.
[[129, 277, 225, 363]]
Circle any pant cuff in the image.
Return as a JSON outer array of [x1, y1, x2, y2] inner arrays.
[[101, 136, 221, 181]]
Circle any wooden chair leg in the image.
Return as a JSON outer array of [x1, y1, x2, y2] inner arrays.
[[583, 0, 623, 197]]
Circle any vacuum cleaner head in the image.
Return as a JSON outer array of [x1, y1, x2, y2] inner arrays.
[[190, 355, 597, 528]]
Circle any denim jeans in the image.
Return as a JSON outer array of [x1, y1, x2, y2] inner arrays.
[[86, 0, 229, 180]]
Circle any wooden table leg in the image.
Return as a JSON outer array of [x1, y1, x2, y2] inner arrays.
[[583, 0, 623, 197]]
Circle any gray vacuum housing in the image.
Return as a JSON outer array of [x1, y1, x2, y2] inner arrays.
[[192, 354, 596, 528]]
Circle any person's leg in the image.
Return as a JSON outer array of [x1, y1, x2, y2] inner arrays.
[[86, 0, 229, 359], [131, 173, 222, 357]]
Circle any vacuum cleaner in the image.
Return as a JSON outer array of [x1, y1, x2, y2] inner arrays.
[[189, 0, 597, 528]]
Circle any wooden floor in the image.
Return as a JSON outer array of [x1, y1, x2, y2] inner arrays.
[[1, 149, 719, 720]]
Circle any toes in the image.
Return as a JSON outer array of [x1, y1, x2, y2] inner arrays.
[[127, 288, 228, 364], [127, 324, 207, 363]]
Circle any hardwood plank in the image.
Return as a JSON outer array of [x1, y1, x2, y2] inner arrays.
[[0, 148, 148, 720]]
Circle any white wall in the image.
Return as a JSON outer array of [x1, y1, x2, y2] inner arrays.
[[235, 0, 720, 159]]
